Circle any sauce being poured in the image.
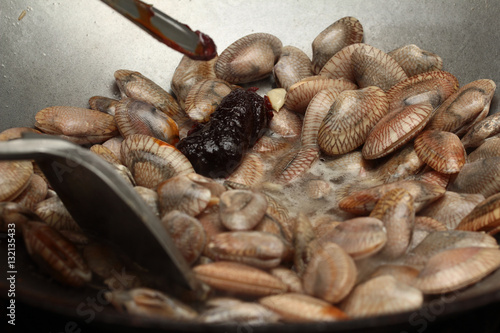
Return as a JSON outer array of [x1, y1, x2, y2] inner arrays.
[[103, 0, 217, 60]]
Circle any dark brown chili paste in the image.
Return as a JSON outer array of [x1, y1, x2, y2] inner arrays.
[[177, 88, 272, 178]]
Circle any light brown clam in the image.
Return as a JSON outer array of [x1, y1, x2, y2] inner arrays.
[[252, 134, 290, 155], [370, 188, 415, 259], [284, 77, 357, 114], [385, 70, 459, 113], [259, 293, 348, 322], [215, 33, 282, 84], [105, 288, 198, 320], [306, 179, 332, 199], [114, 69, 182, 122], [418, 191, 484, 230], [219, 190, 267, 231], [157, 173, 213, 217], [273, 145, 320, 184], [388, 44, 443, 77], [338, 180, 445, 214], [405, 230, 498, 268], [301, 87, 341, 147], [368, 264, 420, 286], [121, 134, 194, 189], [88, 95, 119, 116], [447, 157, 500, 197], [184, 78, 234, 123], [269, 266, 304, 294], [90, 144, 122, 165], [35, 196, 81, 232], [199, 302, 280, 324], [373, 144, 424, 183], [269, 106, 303, 140], [467, 137, 500, 162], [311, 16, 364, 74], [161, 210, 206, 265], [315, 217, 387, 259], [12, 174, 48, 211], [114, 98, 179, 145], [303, 242, 357, 303], [274, 45, 314, 90], [426, 79, 496, 135], [0, 161, 33, 202], [22, 221, 91, 287], [226, 153, 265, 187], [0, 201, 40, 233], [134, 186, 160, 217], [341, 275, 423, 318], [102, 136, 124, 162], [35, 106, 118, 144], [319, 43, 365, 82], [351, 44, 408, 91], [206, 231, 286, 269], [461, 112, 500, 148], [362, 102, 434, 159], [412, 247, 500, 294], [0, 127, 41, 141], [414, 130, 466, 174], [193, 261, 287, 296], [170, 54, 218, 110], [318, 86, 389, 155], [456, 192, 500, 235], [293, 212, 316, 276]]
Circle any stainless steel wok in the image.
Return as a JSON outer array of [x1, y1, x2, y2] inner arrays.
[[1, 1, 500, 332]]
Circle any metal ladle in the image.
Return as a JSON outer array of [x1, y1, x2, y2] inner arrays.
[[0, 133, 200, 292]]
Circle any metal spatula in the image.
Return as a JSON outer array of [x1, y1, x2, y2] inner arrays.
[[0, 133, 199, 292]]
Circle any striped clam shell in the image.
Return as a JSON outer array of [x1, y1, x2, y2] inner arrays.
[[215, 33, 282, 84], [312, 16, 364, 74], [274, 45, 314, 90], [414, 130, 466, 174], [456, 192, 500, 235], [318, 86, 389, 155], [388, 44, 443, 77]]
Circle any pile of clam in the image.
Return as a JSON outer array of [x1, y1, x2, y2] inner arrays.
[[2, 16, 500, 324]]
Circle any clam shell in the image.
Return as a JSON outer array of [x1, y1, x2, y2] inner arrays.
[[273, 145, 320, 184], [121, 134, 194, 189], [412, 247, 500, 294], [185, 78, 234, 123], [226, 153, 265, 187], [408, 216, 447, 251], [219, 190, 268, 231], [461, 112, 500, 148], [318, 86, 389, 155], [215, 33, 282, 84], [312, 16, 364, 74], [274, 45, 314, 90], [388, 44, 443, 77], [88, 96, 119, 116], [448, 157, 500, 197], [0, 161, 33, 202], [456, 192, 500, 235], [414, 130, 466, 174], [467, 137, 500, 162], [319, 43, 365, 82], [351, 44, 408, 91]]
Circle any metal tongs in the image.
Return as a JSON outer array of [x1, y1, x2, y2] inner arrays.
[[0, 133, 199, 292], [101, 0, 217, 60]]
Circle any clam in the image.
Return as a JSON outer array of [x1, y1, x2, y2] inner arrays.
[[259, 293, 348, 322], [88, 95, 119, 116], [274, 45, 314, 90], [252, 134, 290, 155], [293, 212, 316, 276], [351, 44, 408, 91], [373, 144, 424, 183], [199, 302, 280, 324], [467, 137, 500, 162], [426, 79, 496, 135], [35, 106, 118, 144], [303, 242, 357, 303], [0, 161, 33, 202], [269, 266, 304, 293], [370, 188, 415, 259], [447, 157, 500, 197], [35, 196, 81, 232], [226, 153, 265, 187], [219, 189, 267, 231], [319, 43, 365, 82], [456, 192, 500, 235], [341, 275, 423, 318], [388, 44, 443, 77], [102, 136, 124, 162], [311, 16, 364, 74], [362, 101, 434, 159], [0, 127, 41, 141], [161, 210, 206, 265], [205, 231, 286, 269], [306, 179, 332, 199], [273, 145, 320, 184], [318, 86, 389, 155], [90, 144, 122, 165], [120, 134, 194, 189], [114, 98, 179, 145], [193, 261, 288, 296], [461, 112, 500, 148], [171, 55, 218, 110], [418, 191, 484, 230], [412, 247, 500, 294], [0, 201, 40, 233], [134, 186, 160, 217], [284, 77, 357, 114], [12, 174, 48, 211], [413, 130, 466, 174], [22, 221, 91, 287], [105, 288, 198, 320], [184, 78, 234, 123], [408, 216, 447, 250], [269, 106, 303, 140], [315, 217, 387, 259], [368, 264, 420, 286], [215, 33, 282, 84]]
